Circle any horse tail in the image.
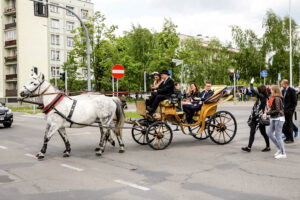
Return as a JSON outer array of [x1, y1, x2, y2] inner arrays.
[[112, 97, 125, 134]]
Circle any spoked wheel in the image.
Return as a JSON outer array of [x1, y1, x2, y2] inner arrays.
[[131, 119, 150, 145], [187, 123, 209, 140], [146, 121, 173, 150], [207, 111, 237, 145]]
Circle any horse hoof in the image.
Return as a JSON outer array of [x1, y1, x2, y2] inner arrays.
[[119, 149, 125, 153], [95, 152, 102, 157], [94, 147, 100, 152], [63, 152, 70, 157]]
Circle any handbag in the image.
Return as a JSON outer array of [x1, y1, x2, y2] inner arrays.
[[259, 117, 270, 126]]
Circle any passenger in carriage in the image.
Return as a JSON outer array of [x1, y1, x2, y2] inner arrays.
[[174, 82, 182, 112], [146, 72, 163, 107], [147, 70, 174, 115], [182, 83, 200, 105], [183, 82, 214, 124]]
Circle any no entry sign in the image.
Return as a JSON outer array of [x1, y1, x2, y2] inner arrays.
[[112, 65, 125, 79]]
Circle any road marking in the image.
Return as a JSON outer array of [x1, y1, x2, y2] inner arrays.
[[115, 179, 150, 191], [61, 164, 84, 172], [24, 153, 37, 159], [0, 145, 8, 150]]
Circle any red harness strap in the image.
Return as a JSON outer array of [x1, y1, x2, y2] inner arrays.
[[43, 93, 65, 115]]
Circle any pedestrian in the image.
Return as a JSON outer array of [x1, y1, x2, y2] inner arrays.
[[264, 85, 286, 159], [242, 78, 270, 152], [281, 79, 297, 143]]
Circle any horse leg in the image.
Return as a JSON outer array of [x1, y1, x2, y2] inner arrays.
[[36, 124, 59, 160], [58, 128, 71, 157], [114, 127, 125, 153], [96, 125, 106, 156]]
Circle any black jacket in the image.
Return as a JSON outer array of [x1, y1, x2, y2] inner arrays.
[[192, 90, 214, 104], [157, 77, 174, 96], [250, 83, 267, 119], [267, 96, 284, 118], [282, 87, 297, 112]]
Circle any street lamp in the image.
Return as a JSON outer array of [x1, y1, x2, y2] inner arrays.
[[289, 0, 293, 86], [31, 0, 92, 91]]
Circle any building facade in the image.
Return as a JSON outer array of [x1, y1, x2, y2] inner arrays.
[[0, 0, 93, 103]]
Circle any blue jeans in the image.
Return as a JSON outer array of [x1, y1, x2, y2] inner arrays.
[[268, 120, 285, 154]]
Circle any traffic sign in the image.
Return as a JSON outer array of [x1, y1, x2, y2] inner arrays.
[[236, 73, 240, 79], [261, 70, 268, 78], [172, 58, 183, 66], [278, 73, 281, 81], [112, 65, 125, 79]]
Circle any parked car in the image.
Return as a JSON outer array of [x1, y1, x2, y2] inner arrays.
[[0, 102, 13, 128]]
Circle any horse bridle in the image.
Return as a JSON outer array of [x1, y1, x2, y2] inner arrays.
[[23, 79, 50, 97]]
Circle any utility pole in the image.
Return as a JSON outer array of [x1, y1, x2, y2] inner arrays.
[[31, 0, 91, 91]]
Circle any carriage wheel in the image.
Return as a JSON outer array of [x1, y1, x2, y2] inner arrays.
[[207, 111, 237, 145], [188, 124, 209, 140], [146, 121, 173, 150], [131, 119, 150, 145]]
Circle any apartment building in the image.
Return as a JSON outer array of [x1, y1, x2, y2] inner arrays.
[[0, 0, 93, 103]]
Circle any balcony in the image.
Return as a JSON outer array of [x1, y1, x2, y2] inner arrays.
[[5, 40, 16, 48], [6, 89, 18, 97], [4, 7, 16, 15], [5, 22, 16, 30], [6, 74, 17, 82], [4, 56, 17, 65]]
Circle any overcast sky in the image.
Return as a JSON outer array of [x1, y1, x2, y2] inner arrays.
[[94, 0, 300, 43]]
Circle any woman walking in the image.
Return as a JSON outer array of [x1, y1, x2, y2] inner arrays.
[[242, 78, 270, 152], [264, 85, 286, 159]]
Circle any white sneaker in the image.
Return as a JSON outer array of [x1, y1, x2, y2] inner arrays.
[[274, 150, 281, 157], [275, 153, 287, 159]]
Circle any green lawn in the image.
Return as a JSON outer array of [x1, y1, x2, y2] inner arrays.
[[9, 106, 42, 114], [125, 112, 142, 119]]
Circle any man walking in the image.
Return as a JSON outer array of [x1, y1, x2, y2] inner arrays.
[[281, 79, 297, 143]]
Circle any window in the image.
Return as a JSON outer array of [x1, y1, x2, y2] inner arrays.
[[81, 9, 88, 19], [51, 19, 59, 29], [51, 50, 60, 60], [67, 37, 74, 47], [66, 6, 74, 16], [50, 34, 60, 45], [5, 30, 16, 41], [34, 0, 48, 17], [50, 3, 59, 13], [67, 52, 71, 61], [51, 66, 60, 77], [66, 21, 74, 31]]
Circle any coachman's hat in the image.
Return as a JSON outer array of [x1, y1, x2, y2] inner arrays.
[[160, 70, 169, 75]]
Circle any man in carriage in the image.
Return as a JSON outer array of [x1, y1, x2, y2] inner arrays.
[[147, 70, 174, 115]]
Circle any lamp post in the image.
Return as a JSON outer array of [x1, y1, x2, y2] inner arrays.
[[31, 0, 91, 91], [289, 0, 293, 86]]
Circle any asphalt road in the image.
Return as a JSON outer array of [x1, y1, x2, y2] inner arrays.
[[0, 104, 300, 200]]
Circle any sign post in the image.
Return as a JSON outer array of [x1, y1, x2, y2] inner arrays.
[[278, 73, 281, 86], [261, 70, 268, 85], [112, 65, 125, 97], [172, 59, 184, 91]]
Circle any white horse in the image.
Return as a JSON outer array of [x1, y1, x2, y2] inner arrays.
[[20, 73, 125, 160]]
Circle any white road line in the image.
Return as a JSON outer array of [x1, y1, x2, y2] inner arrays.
[[61, 164, 84, 172], [0, 145, 8, 150], [115, 179, 150, 191], [24, 153, 37, 159]]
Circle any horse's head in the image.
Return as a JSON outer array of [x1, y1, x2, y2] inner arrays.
[[20, 73, 45, 98]]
